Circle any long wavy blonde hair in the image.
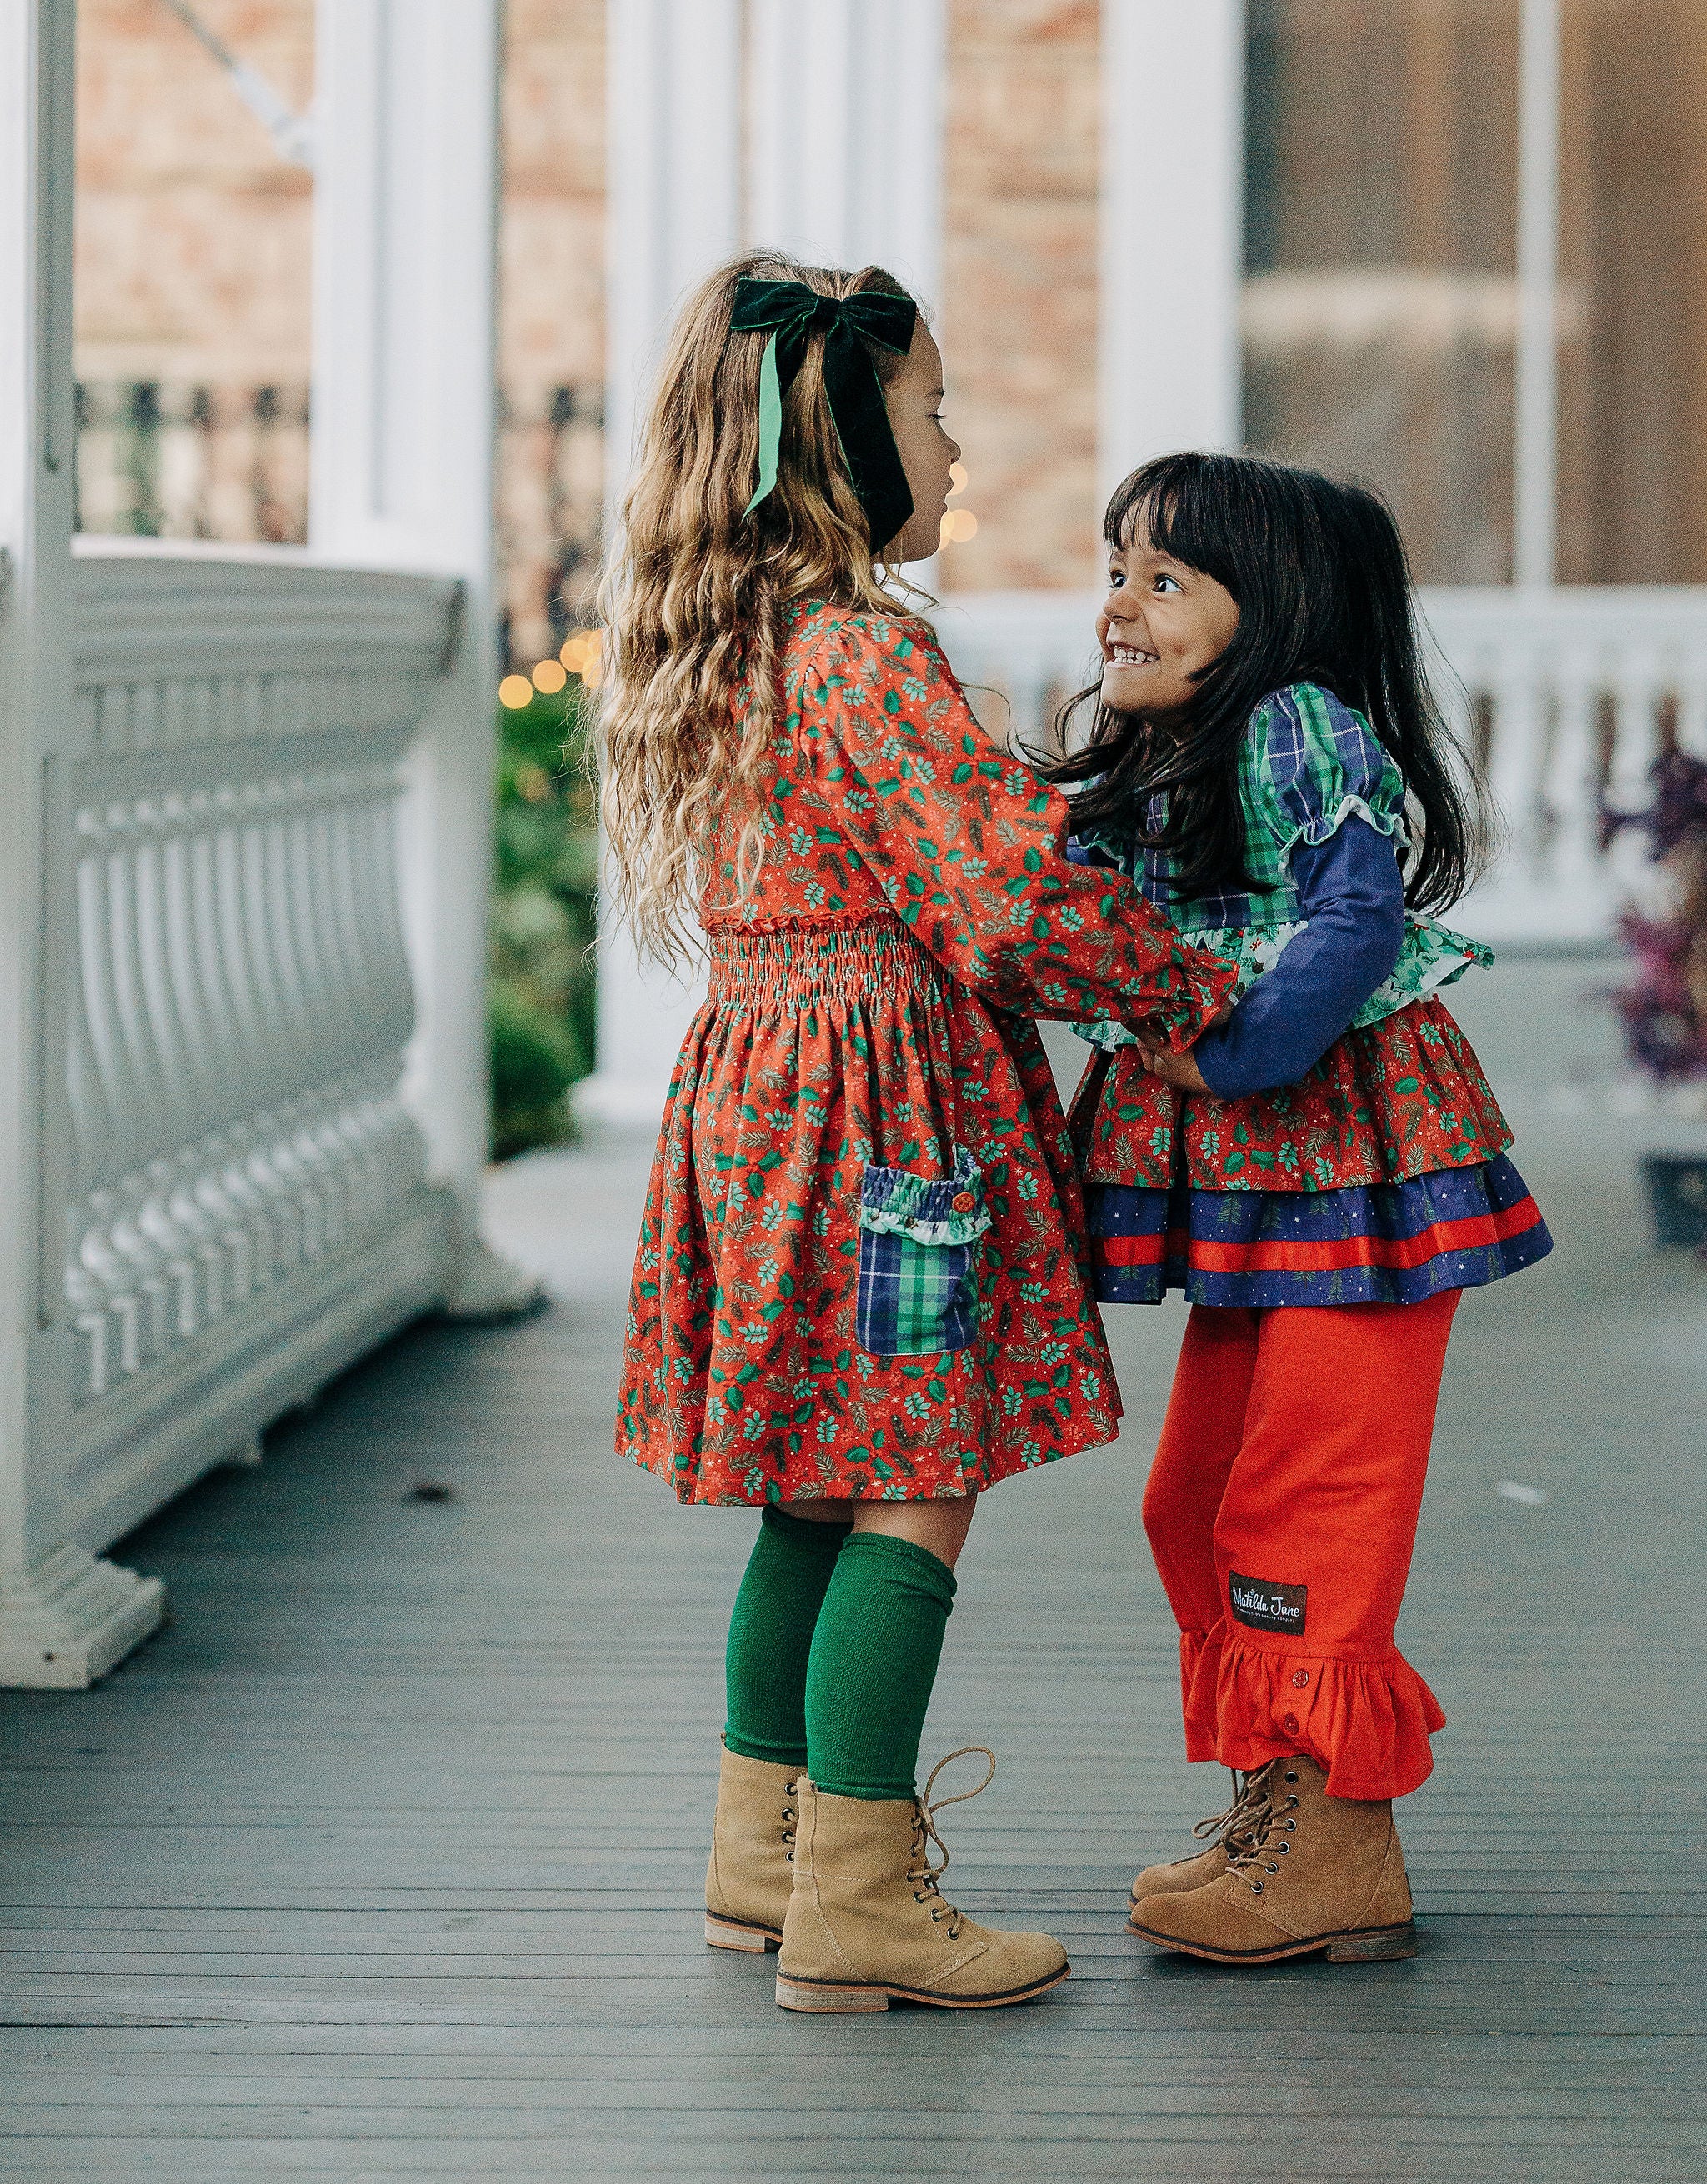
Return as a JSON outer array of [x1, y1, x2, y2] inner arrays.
[[598, 252, 923, 967]]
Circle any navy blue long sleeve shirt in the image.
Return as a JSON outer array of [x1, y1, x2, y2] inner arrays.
[[1189, 817, 1407, 1100]]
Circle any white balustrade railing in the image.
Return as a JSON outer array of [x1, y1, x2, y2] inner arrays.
[[933, 586, 1707, 945], [60, 543, 461, 1548]]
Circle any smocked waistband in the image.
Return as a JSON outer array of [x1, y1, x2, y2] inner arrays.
[[705, 915, 944, 1007]]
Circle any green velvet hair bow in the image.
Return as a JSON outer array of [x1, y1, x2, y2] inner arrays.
[[730, 277, 919, 553]]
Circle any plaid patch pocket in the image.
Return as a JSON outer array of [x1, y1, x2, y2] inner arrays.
[[855, 1150, 991, 1359]]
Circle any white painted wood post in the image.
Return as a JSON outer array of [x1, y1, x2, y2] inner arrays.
[[310, 0, 535, 1312], [1514, 0, 1561, 589], [744, 0, 946, 598], [1099, 0, 1246, 496], [588, 0, 950, 1132], [747, 0, 945, 302], [583, 0, 744, 1131], [0, 0, 165, 1683]]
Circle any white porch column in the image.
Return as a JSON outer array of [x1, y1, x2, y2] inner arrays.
[[747, 0, 946, 302], [310, 0, 533, 1312], [1099, 0, 1246, 493], [0, 0, 164, 1682], [1514, 0, 1561, 588], [589, 0, 949, 1132], [584, 0, 744, 1131]]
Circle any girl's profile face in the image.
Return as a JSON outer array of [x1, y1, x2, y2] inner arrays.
[[1097, 516, 1239, 718], [884, 322, 961, 564]]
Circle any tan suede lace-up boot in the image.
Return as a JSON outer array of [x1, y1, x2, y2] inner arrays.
[[774, 1748, 1071, 2012], [1127, 1768, 1269, 1921], [704, 1745, 798, 1952], [1129, 1754, 1417, 1964]]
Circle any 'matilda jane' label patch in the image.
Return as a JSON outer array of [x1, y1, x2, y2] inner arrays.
[[1229, 1572, 1308, 1636]]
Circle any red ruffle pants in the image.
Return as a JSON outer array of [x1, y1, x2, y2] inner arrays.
[[1143, 1291, 1459, 1800]]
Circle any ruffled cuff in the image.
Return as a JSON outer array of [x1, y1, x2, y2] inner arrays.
[[1098, 942, 1240, 1057], [1275, 792, 1408, 877], [1181, 1624, 1444, 1801]]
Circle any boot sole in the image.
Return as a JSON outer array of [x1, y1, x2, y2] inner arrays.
[[705, 1912, 783, 1952], [774, 1962, 1070, 2012], [1129, 1917, 1417, 1966]]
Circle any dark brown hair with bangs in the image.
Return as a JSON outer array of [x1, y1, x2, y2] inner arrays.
[[1049, 452, 1489, 912]]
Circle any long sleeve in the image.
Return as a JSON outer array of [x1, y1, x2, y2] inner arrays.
[[1192, 817, 1406, 1098], [789, 615, 1238, 1049]]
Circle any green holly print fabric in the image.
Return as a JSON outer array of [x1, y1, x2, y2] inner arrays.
[[1072, 997, 1515, 1192], [614, 604, 1239, 1505]]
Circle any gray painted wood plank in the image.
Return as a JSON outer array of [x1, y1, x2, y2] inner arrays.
[[0, 959, 1698, 2177]]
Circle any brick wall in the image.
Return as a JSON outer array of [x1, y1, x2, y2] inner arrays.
[[498, 0, 607, 666], [939, 0, 1100, 593], [76, 0, 316, 385], [69, 0, 609, 663], [70, 2, 1097, 627], [74, 0, 315, 542]]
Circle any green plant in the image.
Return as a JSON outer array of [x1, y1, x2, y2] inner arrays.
[[490, 681, 598, 1159]]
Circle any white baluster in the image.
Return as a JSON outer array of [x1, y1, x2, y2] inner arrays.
[[129, 796, 213, 1333], [1535, 647, 1606, 934], [240, 786, 320, 1264], [187, 796, 277, 1295], [84, 813, 176, 1367], [1604, 647, 1663, 900], [1677, 655, 1707, 762], [1488, 643, 1550, 882], [155, 792, 244, 1321]]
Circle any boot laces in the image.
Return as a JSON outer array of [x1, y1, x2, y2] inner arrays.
[[782, 1777, 798, 1863], [907, 1746, 996, 1942], [1223, 1762, 1302, 1896], [1191, 1768, 1269, 1855]]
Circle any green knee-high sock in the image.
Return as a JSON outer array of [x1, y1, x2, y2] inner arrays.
[[803, 1532, 957, 1800], [723, 1507, 852, 1768]]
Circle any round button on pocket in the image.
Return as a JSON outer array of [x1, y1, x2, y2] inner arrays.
[[949, 1192, 976, 1213]]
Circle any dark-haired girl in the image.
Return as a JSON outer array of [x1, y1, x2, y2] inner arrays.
[[1056, 452, 1553, 1967]]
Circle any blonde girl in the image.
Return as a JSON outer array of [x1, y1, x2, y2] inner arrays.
[[601, 253, 1237, 2012]]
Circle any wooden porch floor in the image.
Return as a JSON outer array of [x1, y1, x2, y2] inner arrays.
[[0, 960, 1703, 2181]]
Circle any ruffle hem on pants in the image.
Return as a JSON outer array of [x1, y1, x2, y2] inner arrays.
[[1179, 1623, 1447, 1801]]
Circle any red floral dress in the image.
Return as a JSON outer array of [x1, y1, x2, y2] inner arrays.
[[616, 603, 1238, 1505]]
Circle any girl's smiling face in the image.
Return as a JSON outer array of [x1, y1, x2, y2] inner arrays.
[[1097, 517, 1240, 718]]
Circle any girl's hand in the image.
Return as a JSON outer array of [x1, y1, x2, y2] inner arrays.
[[1137, 1043, 1213, 1094], [1134, 993, 1233, 1092]]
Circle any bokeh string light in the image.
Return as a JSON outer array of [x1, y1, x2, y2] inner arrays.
[[560, 628, 604, 689], [498, 629, 605, 708], [939, 461, 978, 548]]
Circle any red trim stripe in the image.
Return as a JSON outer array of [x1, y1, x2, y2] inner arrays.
[[1093, 1194, 1545, 1276], [1096, 1232, 1169, 1268]]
